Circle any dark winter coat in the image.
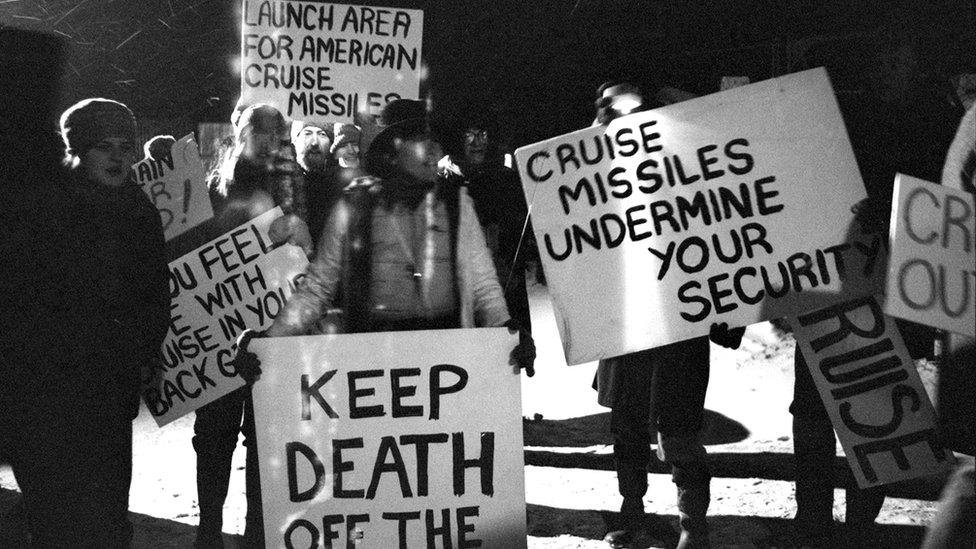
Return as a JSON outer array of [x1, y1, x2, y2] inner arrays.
[[1, 168, 169, 419]]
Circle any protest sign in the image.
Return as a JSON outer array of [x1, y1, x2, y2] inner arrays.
[[240, 0, 424, 125], [144, 207, 309, 427], [250, 328, 527, 549], [514, 68, 879, 364], [791, 295, 951, 487], [133, 134, 213, 241], [885, 174, 975, 337]]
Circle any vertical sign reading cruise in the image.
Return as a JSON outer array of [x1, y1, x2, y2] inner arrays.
[[240, 0, 424, 125]]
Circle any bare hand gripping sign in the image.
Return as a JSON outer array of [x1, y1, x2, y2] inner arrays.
[[885, 174, 975, 337], [144, 207, 309, 427], [791, 295, 951, 487], [250, 329, 527, 549], [240, 0, 424, 124], [514, 68, 880, 364]]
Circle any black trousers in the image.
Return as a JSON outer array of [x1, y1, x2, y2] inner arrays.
[[2, 371, 135, 548], [791, 353, 884, 530], [608, 339, 711, 495], [193, 386, 264, 546]]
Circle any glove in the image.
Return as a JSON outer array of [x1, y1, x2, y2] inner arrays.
[[269, 213, 314, 256], [709, 322, 745, 350], [850, 196, 888, 236], [230, 329, 264, 384], [506, 320, 536, 377]]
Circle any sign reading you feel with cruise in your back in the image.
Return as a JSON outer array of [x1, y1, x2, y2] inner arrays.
[[515, 68, 881, 364], [240, 0, 423, 124]]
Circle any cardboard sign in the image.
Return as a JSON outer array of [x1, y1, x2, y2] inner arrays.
[[144, 208, 309, 426], [250, 329, 527, 549], [133, 134, 214, 241], [240, 0, 424, 124], [514, 68, 878, 364], [791, 295, 951, 487], [886, 174, 975, 337]]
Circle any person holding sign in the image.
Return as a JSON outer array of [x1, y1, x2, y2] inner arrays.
[[3, 94, 170, 546], [226, 99, 533, 546], [441, 106, 535, 333], [920, 103, 976, 549], [590, 82, 745, 549], [256, 97, 535, 358], [789, 32, 962, 547], [332, 122, 363, 171], [212, 103, 313, 256], [194, 103, 313, 549]]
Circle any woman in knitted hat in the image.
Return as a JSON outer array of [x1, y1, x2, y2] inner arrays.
[[6, 97, 170, 546], [60, 97, 141, 187], [331, 122, 362, 169]]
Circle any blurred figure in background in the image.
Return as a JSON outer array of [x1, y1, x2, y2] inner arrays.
[[194, 103, 310, 549], [442, 106, 535, 332], [789, 23, 963, 548], [144, 134, 177, 163], [920, 103, 975, 549], [292, 120, 336, 248]]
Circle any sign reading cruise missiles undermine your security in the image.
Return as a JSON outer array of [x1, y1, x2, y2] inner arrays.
[[515, 68, 882, 364]]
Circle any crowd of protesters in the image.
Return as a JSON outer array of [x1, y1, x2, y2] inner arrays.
[[1, 22, 974, 549]]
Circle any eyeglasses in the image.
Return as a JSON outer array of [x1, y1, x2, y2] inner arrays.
[[463, 130, 489, 143]]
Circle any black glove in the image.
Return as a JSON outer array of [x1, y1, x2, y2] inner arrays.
[[505, 320, 536, 377], [850, 196, 889, 236], [709, 322, 745, 350], [229, 329, 264, 384]]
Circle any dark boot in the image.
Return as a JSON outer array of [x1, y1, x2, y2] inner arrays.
[[193, 445, 231, 549], [192, 396, 244, 549], [791, 412, 836, 547], [844, 486, 885, 547], [604, 460, 648, 548], [240, 398, 265, 549], [673, 462, 711, 549]]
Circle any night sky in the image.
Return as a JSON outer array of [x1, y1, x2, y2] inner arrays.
[[2, 0, 974, 148]]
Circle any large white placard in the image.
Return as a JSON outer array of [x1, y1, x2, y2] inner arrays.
[[240, 0, 424, 124], [791, 295, 952, 488], [885, 174, 975, 336], [144, 207, 309, 426], [251, 328, 527, 549], [515, 68, 879, 364]]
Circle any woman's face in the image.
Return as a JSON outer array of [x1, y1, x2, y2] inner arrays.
[[392, 135, 443, 182], [239, 126, 283, 162], [335, 142, 360, 168], [81, 137, 137, 187]]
